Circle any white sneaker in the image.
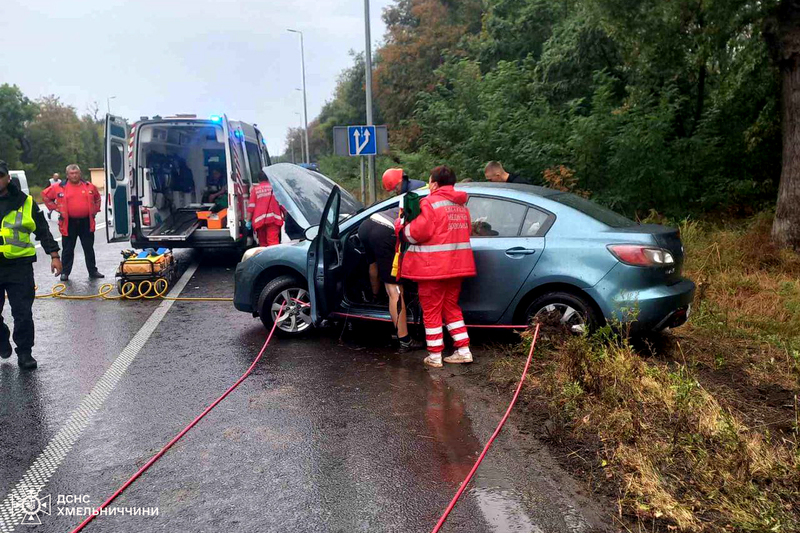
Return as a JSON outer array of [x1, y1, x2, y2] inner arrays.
[[423, 353, 443, 368], [444, 347, 473, 364]]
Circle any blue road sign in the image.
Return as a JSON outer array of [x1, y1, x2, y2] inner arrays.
[[347, 125, 377, 156]]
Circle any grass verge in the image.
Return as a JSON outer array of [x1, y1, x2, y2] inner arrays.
[[489, 213, 800, 532]]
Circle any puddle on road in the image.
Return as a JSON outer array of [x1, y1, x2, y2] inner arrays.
[[470, 487, 544, 533]]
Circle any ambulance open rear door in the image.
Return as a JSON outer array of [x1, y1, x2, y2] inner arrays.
[[105, 114, 132, 243]]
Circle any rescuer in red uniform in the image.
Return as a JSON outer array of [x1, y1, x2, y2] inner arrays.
[[247, 170, 284, 247], [396, 165, 476, 368]]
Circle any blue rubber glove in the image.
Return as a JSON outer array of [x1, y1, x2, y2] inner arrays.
[[246, 220, 252, 230]]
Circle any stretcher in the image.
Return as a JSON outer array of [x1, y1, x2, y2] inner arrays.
[[115, 248, 176, 294]]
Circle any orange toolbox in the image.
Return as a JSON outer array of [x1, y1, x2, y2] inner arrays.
[[196, 208, 228, 229]]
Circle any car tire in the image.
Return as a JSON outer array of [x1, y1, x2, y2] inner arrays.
[[524, 291, 598, 335], [257, 275, 313, 337]]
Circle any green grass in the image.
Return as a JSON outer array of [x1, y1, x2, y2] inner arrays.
[[492, 212, 800, 532]]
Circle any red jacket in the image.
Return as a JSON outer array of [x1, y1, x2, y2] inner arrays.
[[396, 185, 476, 281], [247, 182, 284, 229], [42, 180, 102, 237]]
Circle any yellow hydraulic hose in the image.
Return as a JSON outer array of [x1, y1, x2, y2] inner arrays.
[[35, 279, 233, 302]]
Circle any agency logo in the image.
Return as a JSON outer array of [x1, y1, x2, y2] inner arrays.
[[11, 488, 51, 526]]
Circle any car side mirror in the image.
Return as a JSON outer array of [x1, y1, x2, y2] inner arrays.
[[304, 225, 319, 241]]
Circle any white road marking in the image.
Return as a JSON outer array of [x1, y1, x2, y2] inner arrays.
[[35, 223, 106, 249], [0, 261, 199, 533]]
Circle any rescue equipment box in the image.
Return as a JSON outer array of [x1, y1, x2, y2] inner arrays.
[[196, 208, 228, 230], [119, 248, 174, 276]]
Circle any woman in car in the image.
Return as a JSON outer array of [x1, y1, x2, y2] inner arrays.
[[396, 165, 476, 368]]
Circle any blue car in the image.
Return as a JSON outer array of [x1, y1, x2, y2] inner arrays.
[[234, 163, 695, 336]]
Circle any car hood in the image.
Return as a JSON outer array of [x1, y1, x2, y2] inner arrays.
[[264, 163, 362, 230]]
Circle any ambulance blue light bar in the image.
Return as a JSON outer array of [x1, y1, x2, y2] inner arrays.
[[210, 115, 222, 123]]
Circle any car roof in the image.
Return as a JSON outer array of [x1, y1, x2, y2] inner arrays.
[[455, 181, 560, 198]]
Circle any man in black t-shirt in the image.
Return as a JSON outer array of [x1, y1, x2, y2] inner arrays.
[[357, 206, 424, 354], [484, 161, 530, 184]]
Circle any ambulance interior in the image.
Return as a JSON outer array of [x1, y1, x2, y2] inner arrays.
[[136, 123, 235, 240]]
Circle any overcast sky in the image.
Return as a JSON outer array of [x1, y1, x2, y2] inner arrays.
[[4, 0, 394, 157]]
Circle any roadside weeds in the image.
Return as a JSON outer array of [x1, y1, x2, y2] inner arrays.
[[482, 213, 800, 533]]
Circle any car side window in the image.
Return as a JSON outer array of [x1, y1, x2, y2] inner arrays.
[[467, 197, 527, 237], [521, 207, 549, 236]]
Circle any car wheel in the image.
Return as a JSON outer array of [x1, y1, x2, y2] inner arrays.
[[257, 275, 313, 337], [524, 291, 598, 334]]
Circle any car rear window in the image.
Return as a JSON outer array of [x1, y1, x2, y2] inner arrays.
[[549, 193, 636, 228]]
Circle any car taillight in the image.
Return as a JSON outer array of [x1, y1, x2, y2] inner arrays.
[[142, 208, 151, 226], [608, 245, 675, 267]]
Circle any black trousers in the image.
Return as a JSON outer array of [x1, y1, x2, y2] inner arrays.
[[0, 263, 36, 355], [61, 217, 97, 275]]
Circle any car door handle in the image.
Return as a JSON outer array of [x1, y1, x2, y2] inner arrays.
[[505, 247, 536, 257]]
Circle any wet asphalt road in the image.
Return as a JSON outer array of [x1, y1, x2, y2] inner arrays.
[[0, 217, 611, 533]]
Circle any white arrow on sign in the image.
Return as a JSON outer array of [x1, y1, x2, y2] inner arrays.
[[353, 128, 371, 155]]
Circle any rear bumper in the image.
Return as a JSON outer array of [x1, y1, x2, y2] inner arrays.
[[587, 273, 696, 332]]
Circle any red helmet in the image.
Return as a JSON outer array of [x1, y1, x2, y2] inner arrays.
[[382, 168, 404, 192]]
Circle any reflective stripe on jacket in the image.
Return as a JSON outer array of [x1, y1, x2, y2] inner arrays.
[[0, 196, 36, 259], [396, 185, 476, 281], [247, 182, 284, 229], [41, 181, 101, 237]]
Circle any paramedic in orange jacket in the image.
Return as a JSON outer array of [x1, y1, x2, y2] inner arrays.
[[247, 170, 284, 247], [396, 165, 476, 368], [41, 164, 103, 281]]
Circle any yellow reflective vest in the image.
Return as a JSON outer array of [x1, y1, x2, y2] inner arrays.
[[0, 195, 36, 259]]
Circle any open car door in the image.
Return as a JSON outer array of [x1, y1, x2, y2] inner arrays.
[[104, 114, 132, 242], [307, 187, 345, 325]]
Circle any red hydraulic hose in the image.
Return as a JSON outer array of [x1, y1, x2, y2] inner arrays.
[[430, 323, 541, 533], [69, 303, 286, 533]]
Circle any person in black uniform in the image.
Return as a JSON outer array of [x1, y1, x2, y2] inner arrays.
[[0, 161, 62, 370], [357, 206, 424, 353]]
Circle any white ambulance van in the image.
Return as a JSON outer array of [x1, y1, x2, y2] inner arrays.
[[104, 114, 270, 250]]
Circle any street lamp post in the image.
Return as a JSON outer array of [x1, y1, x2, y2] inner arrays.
[[363, 0, 376, 203], [107, 96, 116, 114], [287, 29, 310, 165]]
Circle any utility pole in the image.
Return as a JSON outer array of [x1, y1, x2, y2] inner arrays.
[[288, 29, 310, 164], [364, 0, 376, 203]]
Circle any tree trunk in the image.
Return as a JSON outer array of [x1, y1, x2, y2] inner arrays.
[[771, 1, 800, 250]]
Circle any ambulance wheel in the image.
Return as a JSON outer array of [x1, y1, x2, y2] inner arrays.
[[524, 291, 598, 335], [257, 276, 312, 337]]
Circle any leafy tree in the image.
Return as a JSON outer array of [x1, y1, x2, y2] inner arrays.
[[24, 96, 86, 187], [0, 84, 38, 168]]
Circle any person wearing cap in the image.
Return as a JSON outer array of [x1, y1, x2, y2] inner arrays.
[[483, 161, 531, 184], [396, 165, 476, 368], [382, 168, 426, 196], [0, 160, 62, 370], [357, 205, 424, 353]]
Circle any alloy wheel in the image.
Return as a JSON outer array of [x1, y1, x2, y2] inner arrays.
[[271, 288, 312, 334]]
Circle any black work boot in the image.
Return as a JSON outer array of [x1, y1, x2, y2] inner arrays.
[[60, 274, 69, 282], [89, 271, 105, 279], [17, 353, 38, 370]]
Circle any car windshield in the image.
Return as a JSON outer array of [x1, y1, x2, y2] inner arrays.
[[266, 164, 362, 226], [549, 193, 636, 228]]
